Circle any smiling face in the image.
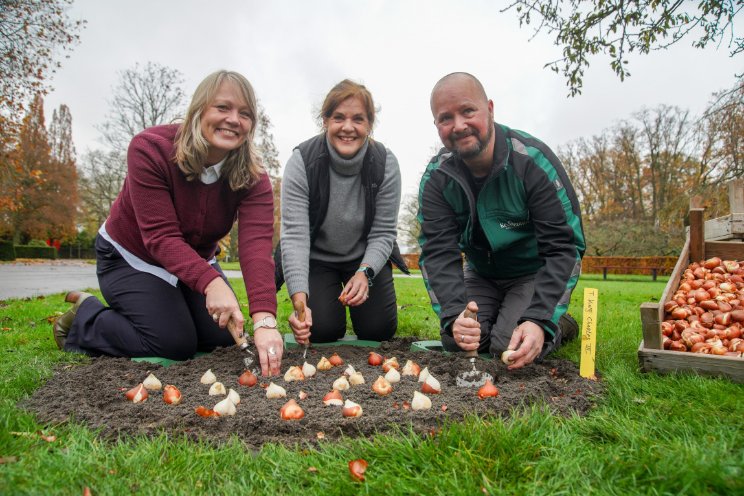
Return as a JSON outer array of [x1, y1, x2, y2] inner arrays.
[[323, 96, 370, 159], [200, 80, 254, 165], [431, 75, 495, 166]]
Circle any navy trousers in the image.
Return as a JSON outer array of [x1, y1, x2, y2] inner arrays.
[[64, 236, 234, 359], [307, 259, 397, 343]]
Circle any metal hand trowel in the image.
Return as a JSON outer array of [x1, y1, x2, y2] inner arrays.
[[455, 306, 494, 387], [227, 318, 258, 372]]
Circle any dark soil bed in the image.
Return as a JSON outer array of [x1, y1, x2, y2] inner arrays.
[[21, 338, 603, 449]]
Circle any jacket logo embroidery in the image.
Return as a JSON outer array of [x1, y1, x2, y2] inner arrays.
[[499, 219, 529, 229]]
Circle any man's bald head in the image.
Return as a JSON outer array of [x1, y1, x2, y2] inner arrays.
[[430, 72, 488, 112]]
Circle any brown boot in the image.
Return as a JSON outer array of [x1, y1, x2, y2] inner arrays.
[[53, 291, 93, 350]]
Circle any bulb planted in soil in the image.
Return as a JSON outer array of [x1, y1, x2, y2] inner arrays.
[[238, 370, 258, 387], [125, 383, 148, 403], [323, 389, 343, 406], [280, 399, 305, 420], [163, 385, 182, 405]]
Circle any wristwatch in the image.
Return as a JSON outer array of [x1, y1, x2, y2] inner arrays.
[[357, 266, 375, 287], [253, 316, 278, 332]]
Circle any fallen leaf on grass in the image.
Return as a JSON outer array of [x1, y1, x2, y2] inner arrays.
[[10, 431, 56, 442], [316, 432, 325, 440], [307, 466, 318, 473], [83, 487, 92, 496], [0, 456, 18, 464], [2, 327, 12, 332]]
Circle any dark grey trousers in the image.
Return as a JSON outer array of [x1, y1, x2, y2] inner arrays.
[[307, 259, 397, 343], [64, 235, 234, 359], [440, 266, 562, 361]]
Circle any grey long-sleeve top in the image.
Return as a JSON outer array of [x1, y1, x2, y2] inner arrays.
[[280, 136, 401, 297]]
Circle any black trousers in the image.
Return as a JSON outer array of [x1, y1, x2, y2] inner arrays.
[[307, 259, 397, 343], [440, 266, 562, 361], [64, 236, 234, 359]]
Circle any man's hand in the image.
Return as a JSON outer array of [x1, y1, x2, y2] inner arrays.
[[452, 301, 480, 351], [288, 293, 312, 346], [505, 321, 544, 369]]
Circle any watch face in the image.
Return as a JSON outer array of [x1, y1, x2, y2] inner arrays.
[[265, 316, 277, 328]]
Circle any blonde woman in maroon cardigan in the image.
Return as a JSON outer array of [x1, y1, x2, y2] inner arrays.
[[53, 71, 283, 376]]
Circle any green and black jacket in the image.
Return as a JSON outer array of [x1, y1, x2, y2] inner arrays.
[[417, 122, 585, 338]]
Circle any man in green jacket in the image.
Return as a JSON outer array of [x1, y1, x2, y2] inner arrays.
[[418, 72, 585, 369]]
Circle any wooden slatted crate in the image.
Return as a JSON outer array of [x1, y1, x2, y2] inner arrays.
[[638, 182, 744, 383]]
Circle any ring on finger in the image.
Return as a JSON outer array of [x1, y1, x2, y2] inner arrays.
[[460, 334, 465, 343], [212, 313, 219, 322]]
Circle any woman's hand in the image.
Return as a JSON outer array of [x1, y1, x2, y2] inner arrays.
[[339, 270, 370, 307], [205, 277, 244, 331], [288, 293, 312, 345], [452, 301, 481, 351], [253, 314, 283, 376]]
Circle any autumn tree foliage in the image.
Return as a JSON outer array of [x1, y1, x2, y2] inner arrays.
[[504, 1, 742, 95], [560, 79, 743, 256], [1, 94, 78, 243], [0, 0, 85, 135]]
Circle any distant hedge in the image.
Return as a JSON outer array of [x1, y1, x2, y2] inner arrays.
[[14, 245, 57, 259], [0, 240, 15, 261]]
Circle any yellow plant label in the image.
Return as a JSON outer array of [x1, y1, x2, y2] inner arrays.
[[580, 288, 598, 380]]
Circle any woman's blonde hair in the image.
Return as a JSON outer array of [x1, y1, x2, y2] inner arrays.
[[174, 70, 263, 190]]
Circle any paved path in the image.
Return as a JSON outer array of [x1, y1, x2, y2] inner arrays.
[[0, 261, 420, 300]]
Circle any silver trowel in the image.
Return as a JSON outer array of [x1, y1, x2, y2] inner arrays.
[[227, 318, 258, 372], [293, 300, 309, 360], [455, 306, 494, 387]]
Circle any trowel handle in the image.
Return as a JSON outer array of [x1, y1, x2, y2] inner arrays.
[[293, 300, 306, 321], [227, 318, 249, 350], [463, 304, 478, 358]]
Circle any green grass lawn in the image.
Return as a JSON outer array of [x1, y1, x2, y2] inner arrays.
[[1, 274, 742, 495]]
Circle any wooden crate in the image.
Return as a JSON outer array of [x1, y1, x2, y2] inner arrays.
[[704, 179, 744, 241], [638, 202, 744, 383]]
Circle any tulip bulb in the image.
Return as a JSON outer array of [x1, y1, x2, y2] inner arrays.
[[333, 376, 350, 391], [298, 390, 308, 400], [368, 352, 383, 366], [143, 373, 162, 391], [125, 383, 148, 403], [238, 370, 258, 387], [348, 459, 368, 482], [317, 357, 333, 371], [323, 389, 343, 406], [209, 382, 226, 396], [501, 350, 515, 364], [421, 374, 441, 394], [342, 399, 362, 417], [384, 367, 401, 384], [280, 399, 305, 420], [348, 371, 365, 385], [302, 361, 316, 378], [343, 364, 356, 376], [418, 367, 430, 383], [411, 391, 432, 410], [382, 357, 399, 373], [329, 353, 344, 367], [266, 382, 287, 399], [372, 376, 393, 396], [213, 396, 237, 416], [227, 388, 241, 405], [401, 360, 421, 377], [478, 379, 499, 399], [194, 406, 217, 417], [163, 384, 182, 405], [200, 369, 217, 385], [284, 365, 305, 382]]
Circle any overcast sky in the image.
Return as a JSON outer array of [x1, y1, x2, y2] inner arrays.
[[45, 0, 742, 199]]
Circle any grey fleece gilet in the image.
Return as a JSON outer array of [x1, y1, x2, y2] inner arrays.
[[280, 136, 401, 297]]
